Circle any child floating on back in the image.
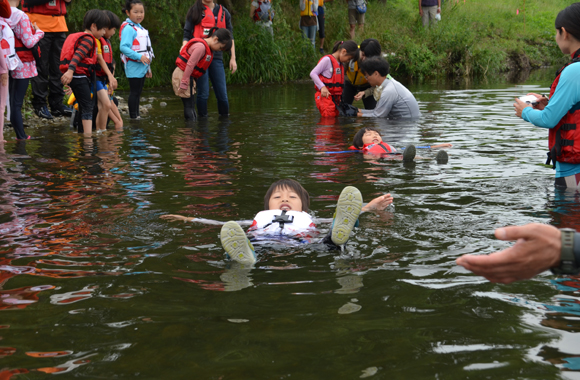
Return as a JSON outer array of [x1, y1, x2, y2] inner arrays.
[[351, 127, 452, 162], [161, 179, 393, 265]]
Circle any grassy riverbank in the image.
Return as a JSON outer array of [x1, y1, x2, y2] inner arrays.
[[64, 0, 572, 87]]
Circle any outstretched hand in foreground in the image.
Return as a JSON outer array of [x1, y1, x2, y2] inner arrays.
[[456, 223, 561, 284]]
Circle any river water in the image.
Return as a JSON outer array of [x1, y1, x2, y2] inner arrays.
[[1, 70, 580, 379]]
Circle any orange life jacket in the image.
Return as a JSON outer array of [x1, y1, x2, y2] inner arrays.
[[315, 54, 344, 96], [176, 38, 213, 79], [193, 4, 226, 39], [22, 0, 66, 16], [547, 48, 580, 165], [95, 37, 114, 79], [59, 32, 97, 76]]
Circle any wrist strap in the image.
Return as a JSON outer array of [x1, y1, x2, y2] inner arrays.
[[552, 228, 579, 275]]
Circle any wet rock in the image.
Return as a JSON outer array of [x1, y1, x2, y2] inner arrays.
[[160, 102, 167, 107]]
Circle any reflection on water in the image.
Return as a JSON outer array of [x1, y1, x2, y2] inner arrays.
[[0, 73, 578, 378]]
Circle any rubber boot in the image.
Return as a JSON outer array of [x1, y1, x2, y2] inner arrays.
[[217, 100, 229, 116]]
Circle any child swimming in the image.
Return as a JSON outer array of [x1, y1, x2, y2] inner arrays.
[[161, 178, 393, 265]]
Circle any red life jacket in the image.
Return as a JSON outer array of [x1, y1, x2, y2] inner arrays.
[[176, 38, 213, 79], [22, 0, 66, 16], [95, 37, 114, 78], [252, 3, 262, 21], [547, 48, 580, 165], [315, 54, 344, 96], [193, 4, 226, 39], [14, 38, 38, 63], [349, 142, 395, 156], [59, 32, 98, 76]]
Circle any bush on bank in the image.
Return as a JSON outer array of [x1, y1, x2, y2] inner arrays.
[[64, 0, 572, 87]]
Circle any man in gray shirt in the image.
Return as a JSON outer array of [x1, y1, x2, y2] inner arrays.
[[356, 57, 421, 119]]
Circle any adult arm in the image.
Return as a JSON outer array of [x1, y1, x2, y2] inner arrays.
[[437, 0, 441, 13], [183, 19, 193, 45], [359, 82, 397, 117], [224, 8, 237, 73], [418, 0, 423, 16], [300, 0, 306, 11], [518, 63, 580, 128], [456, 224, 562, 284], [309, 56, 332, 91]]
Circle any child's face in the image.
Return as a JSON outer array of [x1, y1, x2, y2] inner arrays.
[[90, 24, 107, 39], [268, 186, 303, 212], [362, 129, 382, 145], [208, 37, 226, 52], [338, 49, 353, 64], [104, 28, 116, 39], [126, 3, 145, 24]]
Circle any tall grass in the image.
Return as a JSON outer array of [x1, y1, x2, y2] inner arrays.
[[64, 0, 574, 86]]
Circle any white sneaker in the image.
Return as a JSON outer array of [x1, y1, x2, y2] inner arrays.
[[331, 186, 363, 246], [220, 221, 256, 265]]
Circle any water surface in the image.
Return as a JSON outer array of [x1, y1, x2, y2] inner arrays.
[[1, 71, 579, 379]]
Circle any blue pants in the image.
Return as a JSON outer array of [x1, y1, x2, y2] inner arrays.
[[300, 25, 317, 47], [196, 58, 229, 117]]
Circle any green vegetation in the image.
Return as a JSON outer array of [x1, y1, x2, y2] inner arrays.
[[64, 0, 572, 87]]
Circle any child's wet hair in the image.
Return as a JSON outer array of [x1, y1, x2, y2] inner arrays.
[[353, 127, 381, 149], [122, 0, 143, 13], [207, 27, 233, 51], [332, 40, 359, 60], [360, 57, 390, 77], [83, 9, 109, 31], [556, 3, 580, 41], [360, 38, 381, 58], [104, 10, 121, 30], [264, 179, 310, 212]]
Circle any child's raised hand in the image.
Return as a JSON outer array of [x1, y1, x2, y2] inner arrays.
[[0, 73, 7, 87], [362, 193, 394, 212], [321, 86, 330, 98]]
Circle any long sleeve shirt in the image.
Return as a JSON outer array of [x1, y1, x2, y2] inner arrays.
[[309, 56, 334, 90], [119, 19, 150, 78], [68, 34, 94, 76], [360, 77, 421, 119], [9, 8, 44, 79], [522, 61, 580, 178], [180, 43, 206, 89]]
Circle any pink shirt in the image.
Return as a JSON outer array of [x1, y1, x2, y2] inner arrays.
[[180, 43, 207, 89], [7, 7, 44, 79], [309, 56, 335, 90]]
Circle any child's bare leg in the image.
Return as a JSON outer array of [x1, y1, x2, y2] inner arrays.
[[108, 99, 123, 130], [96, 89, 111, 132]]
